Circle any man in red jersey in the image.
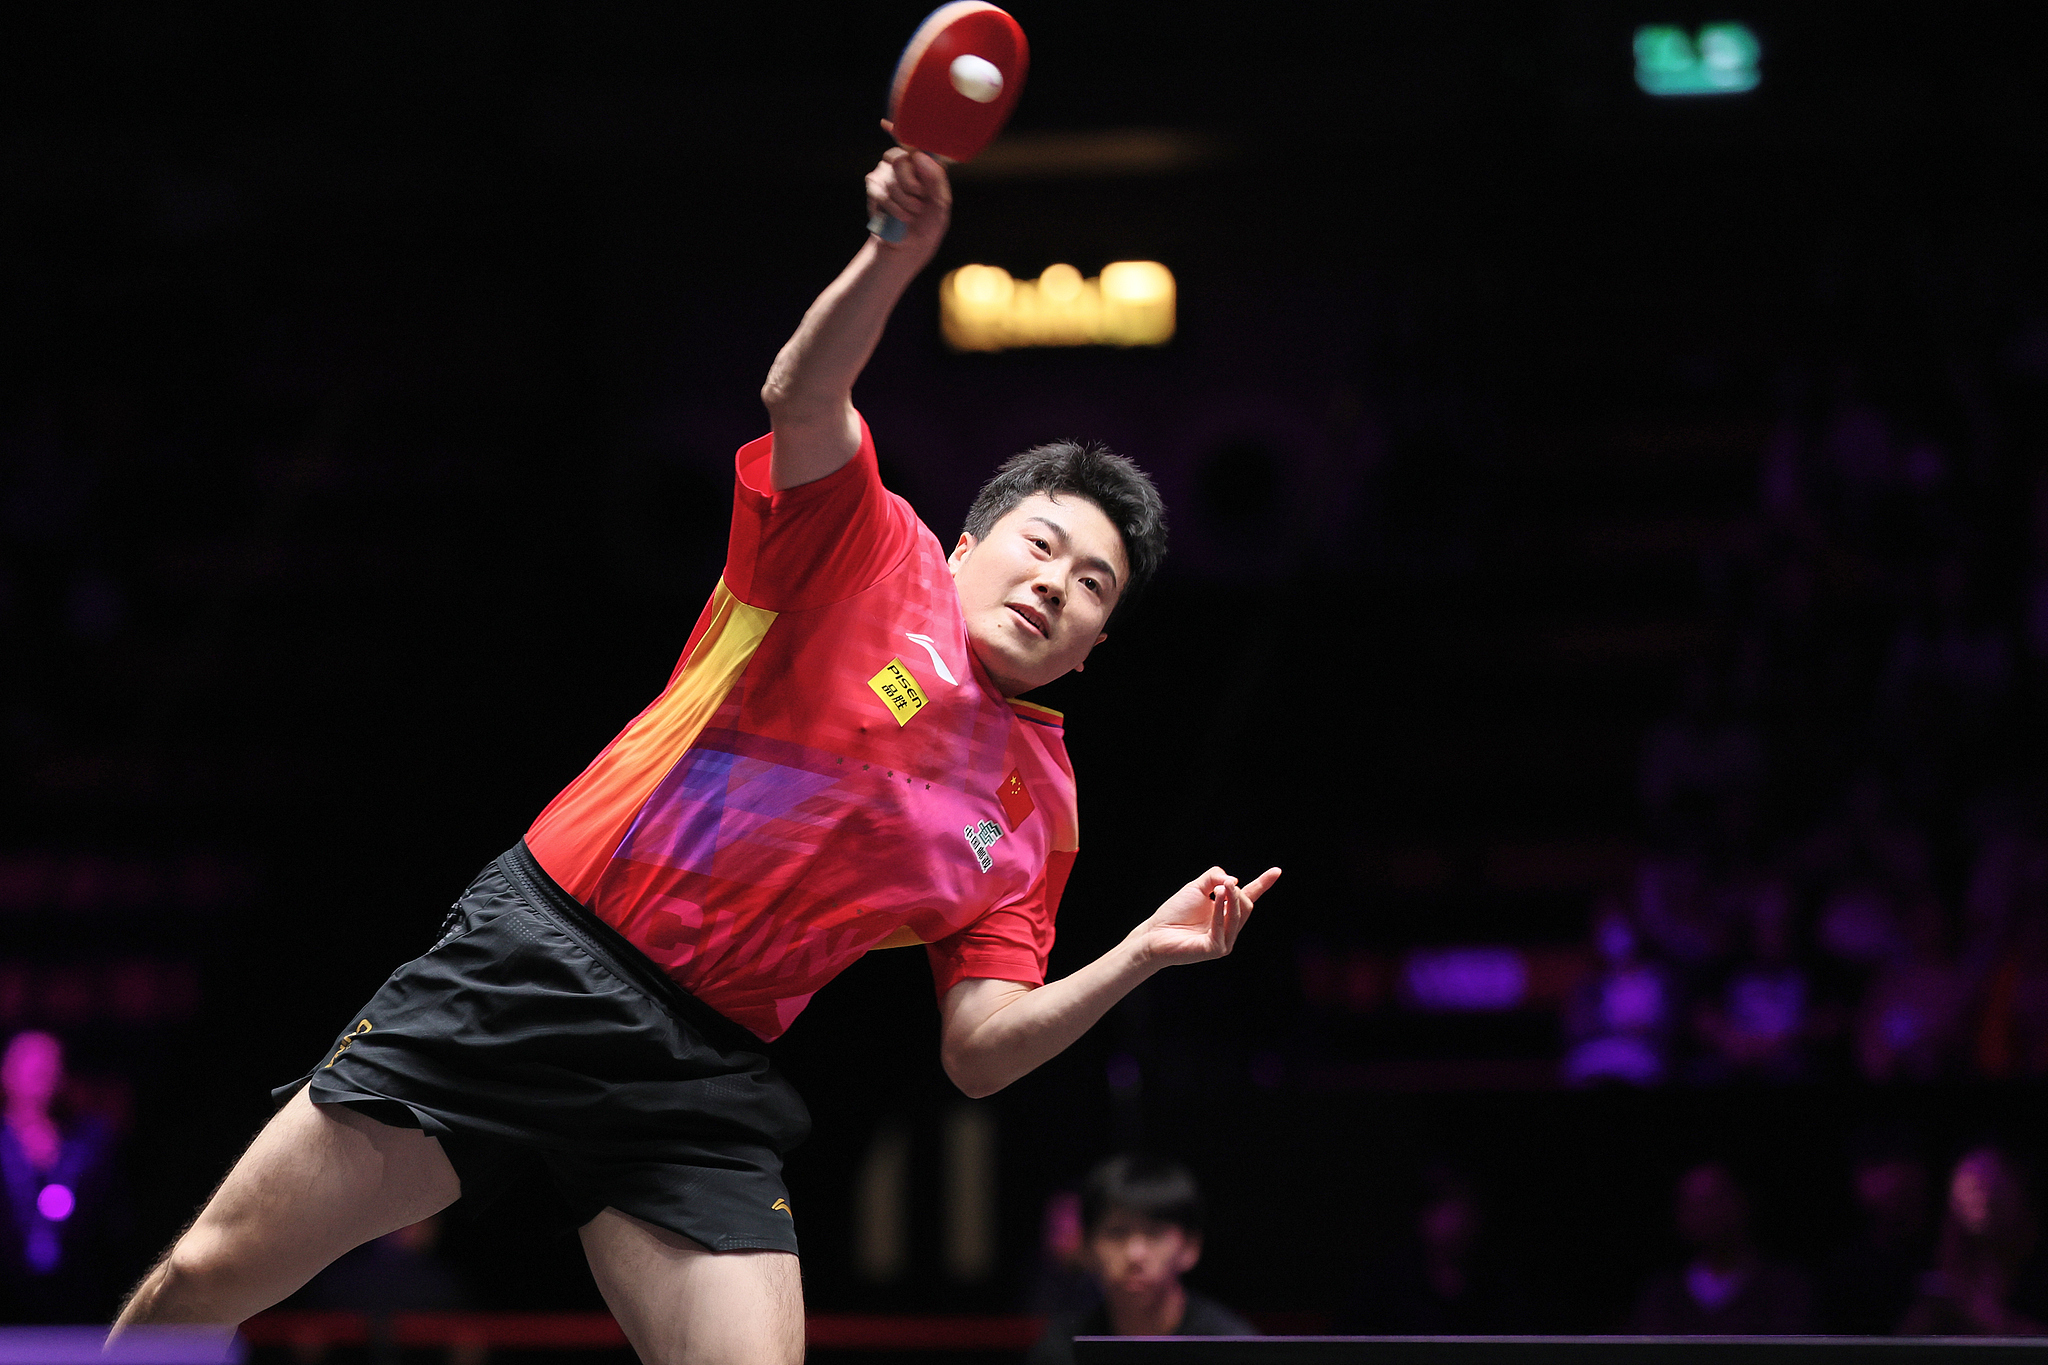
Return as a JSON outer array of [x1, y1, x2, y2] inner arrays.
[[115, 149, 1280, 1365]]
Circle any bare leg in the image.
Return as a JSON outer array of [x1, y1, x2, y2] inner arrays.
[[579, 1208, 802, 1365], [116, 1087, 461, 1329]]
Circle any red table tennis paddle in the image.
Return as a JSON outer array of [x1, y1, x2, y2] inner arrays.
[[868, 2, 1029, 243]]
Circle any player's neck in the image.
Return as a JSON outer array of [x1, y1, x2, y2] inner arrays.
[[1106, 1279, 1187, 1337]]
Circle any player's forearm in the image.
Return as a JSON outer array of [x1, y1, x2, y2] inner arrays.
[[941, 938, 1162, 1098], [760, 238, 925, 432]]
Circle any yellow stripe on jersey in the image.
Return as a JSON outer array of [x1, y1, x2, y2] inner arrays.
[[870, 924, 926, 950], [522, 579, 776, 898], [632, 577, 777, 757]]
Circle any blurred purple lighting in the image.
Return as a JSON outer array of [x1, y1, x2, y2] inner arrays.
[[36, 1182, 75, 1221], [1402, 947, 1528, 1012]]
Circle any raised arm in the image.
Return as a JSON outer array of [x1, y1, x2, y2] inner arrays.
[[938, 866, 1282, 1098], [760, 146, 951, 491]]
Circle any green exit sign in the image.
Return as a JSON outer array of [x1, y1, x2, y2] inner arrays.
[[1634, 22, 1761, 96]]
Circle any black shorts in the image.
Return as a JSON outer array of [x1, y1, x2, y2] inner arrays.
[[280, 841, 809, 1254]]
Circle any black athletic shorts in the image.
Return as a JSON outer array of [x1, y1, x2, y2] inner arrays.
[[279, 841, 809, 1254]]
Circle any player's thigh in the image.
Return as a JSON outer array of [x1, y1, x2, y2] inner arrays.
[[176, 1086, 460, 1291], [578, 1207, 803, 1365]]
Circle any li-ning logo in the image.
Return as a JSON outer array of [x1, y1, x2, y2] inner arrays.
[[904, 633, 958, 685], [964, 818, 1004, 872], [771, 1198, 793, 1218], [325, 1019, 372, 1069]]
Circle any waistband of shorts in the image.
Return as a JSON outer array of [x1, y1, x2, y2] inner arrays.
[[497, 840, 767, 1057]]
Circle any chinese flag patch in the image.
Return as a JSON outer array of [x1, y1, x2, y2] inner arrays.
[[996, 768, 1035, 830]]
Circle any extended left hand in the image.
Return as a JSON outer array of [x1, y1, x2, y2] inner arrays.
[[1130, 865, 1281, 968]]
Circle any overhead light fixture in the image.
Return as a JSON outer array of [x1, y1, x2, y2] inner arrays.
[[941, 261, 1175, 352], [1634, 23, 1761, 96], [952, 129, 1223, 180]]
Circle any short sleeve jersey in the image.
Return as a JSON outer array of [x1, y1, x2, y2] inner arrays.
[[523, 416, 1079, 1041]]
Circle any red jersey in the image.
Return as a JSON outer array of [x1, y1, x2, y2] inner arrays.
[[523, 417, 1079, 1040]]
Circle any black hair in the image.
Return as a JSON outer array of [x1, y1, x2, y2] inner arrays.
[[1080, 1153, 1205, 1238], [961, 441, 1167, 616]]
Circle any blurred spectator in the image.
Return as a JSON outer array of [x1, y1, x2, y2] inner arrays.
[[1819, 1136, 1935, 1333], [1344, 1164, 1529, 1333], [1879, 561, 2013, 722], [1961, 801, 2048, 963], [1634, 852, 1734, 970], [1026, 1156, 1254, 1365], [295, 1214, 470, 1314], [1563, 898, 1676, 1087], [1693, 878, 1831, 1083], [1025, 1190, 1100, 1317], [1975, 905, 2048, 1079], [1639, 666, 1765, 849], [291, 1215, 479, 1365], [1899, 1147, 2048, 1335], [1858, 897, 1971, 1083], [1802, 775, 1933, 928], [1818, 877, 1904, 972], [1632, 1162, 1816, 1333], [0, 1030, 128, 1321]]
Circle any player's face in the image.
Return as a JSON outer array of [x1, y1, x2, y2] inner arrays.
[[948, 492, 1126, 697], [1085, 1209, 1201, 1302]]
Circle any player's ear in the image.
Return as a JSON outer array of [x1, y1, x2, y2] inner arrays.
[[1174, 1232, 1203, 1275], [948, 533, 977, 572]]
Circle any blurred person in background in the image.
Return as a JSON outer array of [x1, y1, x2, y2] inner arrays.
[[1563, 897, 1676, 1087], [1859, 896, 1971, 1082], [1632, 1161, 1815, 1333], [290, 1215, 480, 1365], [1819, 1133, 1935, 1333], [1805, 775, 1929, 976], [1693, 877, 1836, 1083], [1024, 1190, 1099, 1318], [1344, 1163, 1529, 1333], [1900, 1146, 2048, 1335], [1974, 902, 2048, 1079], [1, 1030, 128, 1322], [1026, 1155, 1253, 1365]]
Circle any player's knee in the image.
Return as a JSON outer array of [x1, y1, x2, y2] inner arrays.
[[154, 1228, 247, 1309]]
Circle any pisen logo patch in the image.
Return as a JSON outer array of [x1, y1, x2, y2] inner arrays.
[[964, 818, 1004, 872], [867, 658, 929, 725]]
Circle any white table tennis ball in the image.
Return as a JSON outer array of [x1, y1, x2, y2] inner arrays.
[[949, 54, 1003, 103]]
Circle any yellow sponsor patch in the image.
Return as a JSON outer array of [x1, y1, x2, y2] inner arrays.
[[867, 658, 928, 726]]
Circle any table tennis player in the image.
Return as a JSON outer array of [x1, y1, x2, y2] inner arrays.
[[112, 145, 1281, 1365]]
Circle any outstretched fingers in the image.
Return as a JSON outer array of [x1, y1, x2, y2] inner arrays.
[[1205, 866, 1281, 949]]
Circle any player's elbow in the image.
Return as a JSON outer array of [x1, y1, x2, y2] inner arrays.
[[761, 377, 842, 436], [941, 1041, 1011, 1099]]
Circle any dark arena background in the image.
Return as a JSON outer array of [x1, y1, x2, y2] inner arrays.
[[7, 1, 2048, 1359]]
